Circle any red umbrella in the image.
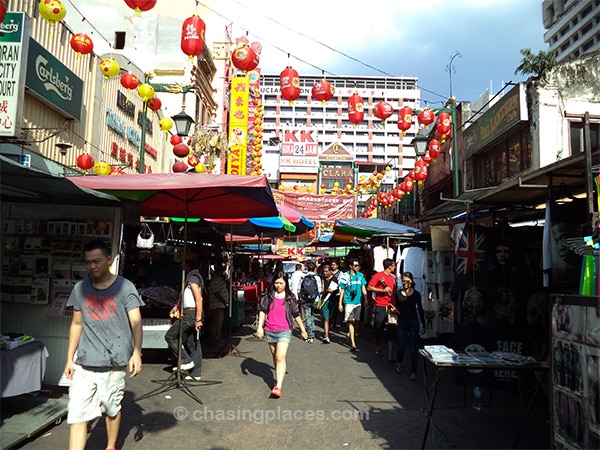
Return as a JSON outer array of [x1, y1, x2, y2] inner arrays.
[[67, 172, 278, 219], [277, 204, 314, 234]]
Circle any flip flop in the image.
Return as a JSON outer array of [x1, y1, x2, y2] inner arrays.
[[409, 373, 417, 381], [395, 363, 403, 374]]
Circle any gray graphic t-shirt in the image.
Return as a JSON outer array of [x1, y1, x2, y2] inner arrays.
[[67, 276, 144, 368]]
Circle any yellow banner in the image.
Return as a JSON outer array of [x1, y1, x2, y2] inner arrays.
[[227, 76, 249, 175]]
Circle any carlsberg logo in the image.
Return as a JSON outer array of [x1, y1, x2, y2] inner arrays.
[[35, 55, 73, 101], [0, 21, 20, 34]]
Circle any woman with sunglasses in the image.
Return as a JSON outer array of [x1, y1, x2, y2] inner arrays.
[[393, 272, 426, 381]]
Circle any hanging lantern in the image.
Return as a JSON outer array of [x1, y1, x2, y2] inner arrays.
[[413, 159, 428, 183], [373, 101, 394, 123], [436, 112, 451, 132], [170, 134, 183, 145], [93, 161, 112, 176], [195, 163, 207, 173], [180, 15, 205, 61], [187, 155, 200, 167], [38, 0, 67, 26], [436, 126, 450, 142], [147, 97, 162, 111], [397, 106, 413, 134], [76, 153, 95, 171], [417, 109, 435, 126], [137, 83, 154, 102], [160, 117, 173, 132], [428, 139, 441, 160], [99, 58, 120, 79], [421, 151, 433, 165], [120, 73, 139, 92], [173, 143, 190, 158], [231, 45, 259, 72], [172, 161, 188, 173], [347, 93, 364, 125], [0, 1, 6, 24], [311, 79, 334, 103], [279, 66, 300, 103], [124, 0, 156, 16], [403, 177, 414, 192], [70, 33, 93, 57], [110, 167, 125, 175]]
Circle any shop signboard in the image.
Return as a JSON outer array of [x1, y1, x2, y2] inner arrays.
[[228, 76, 249, 175], [0, 12, 30, 137], [25, 38, 83, 121]]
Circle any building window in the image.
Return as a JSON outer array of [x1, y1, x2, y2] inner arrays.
[[570, 121, 600, 154]]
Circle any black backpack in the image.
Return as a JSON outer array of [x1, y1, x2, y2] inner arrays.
[[299, 274, 319, 303]]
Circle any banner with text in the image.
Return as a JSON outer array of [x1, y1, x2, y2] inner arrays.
[[273, 190, 356, 222], [227, 76, 249, 175], [280, 127, 319, 173]]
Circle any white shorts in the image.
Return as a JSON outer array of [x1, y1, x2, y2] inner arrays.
[[344, 304, 362, 322], [67, 365, 127, 424]]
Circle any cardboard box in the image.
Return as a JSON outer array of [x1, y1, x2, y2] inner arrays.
[[31, 277, 50, 305]]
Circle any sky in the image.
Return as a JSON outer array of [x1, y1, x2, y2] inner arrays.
[[62, 0, 549, 106]]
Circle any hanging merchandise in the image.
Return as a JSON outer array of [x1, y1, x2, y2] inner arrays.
[[397, 106, 413, 134], [136, 223, 155, 249], [373, 101, 394, 123], [280, 66, 300, 103], [311, 79, 335, 103], [347, 93, 364, 125], [124, 0, 157, 16], [180, 15, 205, 61]]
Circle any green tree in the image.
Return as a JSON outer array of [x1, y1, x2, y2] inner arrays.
[[515, 48, 557, 81]]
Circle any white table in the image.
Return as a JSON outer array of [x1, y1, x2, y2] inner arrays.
[[1, 341, 48, 397]]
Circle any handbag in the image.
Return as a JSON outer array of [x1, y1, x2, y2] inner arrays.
[[386, 305, 398, 325], [153, 224, 167, 253], [136, 223, 155, 249]]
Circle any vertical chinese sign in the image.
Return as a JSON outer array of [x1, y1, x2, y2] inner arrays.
[[227, 76, 249, 175], [0, 13, 29, 138]]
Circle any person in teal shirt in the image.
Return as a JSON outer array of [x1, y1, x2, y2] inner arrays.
[[338, 258, 367, 352]]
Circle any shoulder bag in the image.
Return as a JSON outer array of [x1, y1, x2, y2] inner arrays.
[[136, 223, 155, 249]]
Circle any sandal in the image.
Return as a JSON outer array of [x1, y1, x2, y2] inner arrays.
[[395, 363, 403, 374], [409, 373, 417, 381]]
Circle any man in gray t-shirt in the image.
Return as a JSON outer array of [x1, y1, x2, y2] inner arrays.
[[64, 239, 143, 450]]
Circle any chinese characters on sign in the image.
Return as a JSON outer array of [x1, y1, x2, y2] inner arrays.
[[227, 76, 249, 175]]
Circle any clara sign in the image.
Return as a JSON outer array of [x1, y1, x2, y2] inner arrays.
[[25, 38, 83, 121]]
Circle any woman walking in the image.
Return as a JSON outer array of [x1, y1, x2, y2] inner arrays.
[[394, 272, 426, 381], [256, 271, 308, 397]]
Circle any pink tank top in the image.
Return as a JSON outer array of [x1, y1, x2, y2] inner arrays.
[[264, 294, 289, 332]]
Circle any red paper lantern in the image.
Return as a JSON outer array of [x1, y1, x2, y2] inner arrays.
[[76, 153, 95, 170], [417, 109, 435, 126], [231, 45, 259, 72], [187, 155, 200, 167], [70, 33, 93, 56], [397, 106, 413, 133], [172, 161, 188, 173], [147, 97, 162, 111], [436, 112, 451, 134], [404, 177, 414, 192], [347, 93, 364, 125], [180, 15, 205, 60], [124, 0, 156, 15], [413, 159, 428, 182], [421, 151, 433, 165], [170, 135, 183, 145], [373, 101, 394, 122], [280, 66, 300, 103], [0, 1, 6, 24], [428, 139, 441, 160], [173, 143, 190, 158], [120, 73, 139, 91], [311, 79, 334, 103]]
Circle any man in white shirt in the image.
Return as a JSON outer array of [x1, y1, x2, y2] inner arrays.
[[289, 263, 304, 301]]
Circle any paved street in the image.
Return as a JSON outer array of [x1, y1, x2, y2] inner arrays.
[[14, 316, 549, 449]]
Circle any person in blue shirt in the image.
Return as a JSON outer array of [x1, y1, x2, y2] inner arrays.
[[338, 258, 367, 352]]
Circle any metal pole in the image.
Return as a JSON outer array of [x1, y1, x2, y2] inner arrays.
[[450, 100, 460, 197], [139, 75, 148, 174], [583, 112, 594, 228]]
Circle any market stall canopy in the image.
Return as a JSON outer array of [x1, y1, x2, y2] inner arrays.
[[0, 156, 120, 206], [207, 215, 296, 238], [277, 204, 314, 234], [307, 232, 361, 247], [333, 218, 420, 242], [67, 172, 278, 219]]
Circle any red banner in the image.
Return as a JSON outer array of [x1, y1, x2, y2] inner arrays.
[[273, 190, 356, 222]]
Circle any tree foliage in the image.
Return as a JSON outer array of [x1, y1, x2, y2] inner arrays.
[[515, 48, 558, 81]]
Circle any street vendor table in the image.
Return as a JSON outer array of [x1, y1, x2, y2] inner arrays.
[[1, 340, 48, 398], [419, 347, 549, 449]]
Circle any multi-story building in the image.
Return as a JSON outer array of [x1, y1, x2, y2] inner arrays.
[[542, 0, 600, 62], [258, 74, 422, 193]]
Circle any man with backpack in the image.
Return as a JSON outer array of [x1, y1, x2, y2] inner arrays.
[[298, 260, 321, 343]]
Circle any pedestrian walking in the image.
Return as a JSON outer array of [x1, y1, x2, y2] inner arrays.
[[367, 258, 396, 357], [255, 271, 308, 397], [64, 239, 143, 450], [338, 258, 367, 352]]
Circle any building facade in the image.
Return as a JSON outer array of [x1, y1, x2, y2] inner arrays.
[[542, 0, 600, 62]]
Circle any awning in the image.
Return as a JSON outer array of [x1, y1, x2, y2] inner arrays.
[[0, 155, 120, 205], [419, 189, 493, 222]]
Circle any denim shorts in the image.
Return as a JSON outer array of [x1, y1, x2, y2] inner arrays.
[[264, 329, 292, 344]]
